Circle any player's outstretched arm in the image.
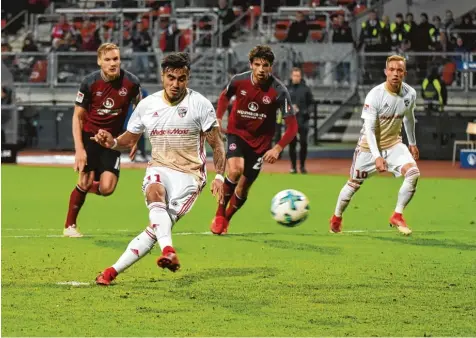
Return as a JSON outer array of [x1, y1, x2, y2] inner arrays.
[[90, 130, 142, 151], [72, 105, 87, 172], [205, 126, 226, 203]]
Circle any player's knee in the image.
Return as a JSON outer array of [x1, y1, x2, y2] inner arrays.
[[227, 168, 243, 182], [99, 184, 116, 196], [404, 166, 420, 187], [348, 179, 362, 190], [145, 183, 166, 204]]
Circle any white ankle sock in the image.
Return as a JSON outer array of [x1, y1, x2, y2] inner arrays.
[[112, 230, 156, 274], [148, 202, 173, 252], [334, 181, 360, 217], [395, 167, 420, 213]]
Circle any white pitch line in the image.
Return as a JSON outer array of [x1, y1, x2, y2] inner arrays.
[[56, 281, 91, 286], [2, 231, 270, 238]]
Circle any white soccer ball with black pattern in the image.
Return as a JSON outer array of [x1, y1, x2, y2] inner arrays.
[[270, 189, 310, 227]]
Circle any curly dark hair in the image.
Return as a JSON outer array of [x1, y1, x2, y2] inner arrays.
[[248, 45, 275, 65], [161, 52, 191, 72]]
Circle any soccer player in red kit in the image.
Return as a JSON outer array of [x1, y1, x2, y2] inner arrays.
[[63, 43, 142, 237], [210, 45, 298, 235]]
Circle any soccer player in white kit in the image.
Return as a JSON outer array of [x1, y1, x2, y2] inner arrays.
[[90, 53, 226, 285], [330, 55, 420, 235]]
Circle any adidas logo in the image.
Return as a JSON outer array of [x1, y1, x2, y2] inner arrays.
[[383, 103, 389, 109], [153, 112, 159, 117]]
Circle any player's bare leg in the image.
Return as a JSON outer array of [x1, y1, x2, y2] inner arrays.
[[330, 179, 362, 233], [389, 163, 420, 235], [64, 171, 94, 237], [211, 157, 243, 235]]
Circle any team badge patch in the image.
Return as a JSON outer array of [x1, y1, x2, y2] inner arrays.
[[119, 87, 128, 96], [262, 96, 271, 104], [178, 107, 188, 118], [229, 143, 237, 151], [363, 104, 370, 111], [404, 99, 410, 107], [76, 91, 84, 103]]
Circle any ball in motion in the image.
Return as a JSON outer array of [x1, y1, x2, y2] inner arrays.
[[270, 189, 310, 227]]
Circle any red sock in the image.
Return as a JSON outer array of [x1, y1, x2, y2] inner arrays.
[[215, 177, 237, 217], [162, 246, 175, 255], [88, 181, 101, 195], [64, 185, 87, 228], [225, 193, 247, 221]]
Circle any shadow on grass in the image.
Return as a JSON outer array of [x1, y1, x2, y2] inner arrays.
[[369, 236, 476, 251]]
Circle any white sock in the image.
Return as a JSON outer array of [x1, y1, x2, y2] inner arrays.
[[148, 202, 173, 252], [395, 167, 420, 214], [112, 230, 156, 274], [334, 181, 360, 217]]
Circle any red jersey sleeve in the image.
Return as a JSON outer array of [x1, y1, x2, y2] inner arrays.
[[75, 77, 92, 110]]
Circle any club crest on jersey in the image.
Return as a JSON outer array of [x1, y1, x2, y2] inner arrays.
[[103, 98, 114, 109], [262, 96, 271, 104], [229, 143, 237, 151], [119, 87, 128, 96], [404, 98, 410, 107], [177, 107, 188, 118], [248, 102, 259, 112], [363, 104, 369, 111]]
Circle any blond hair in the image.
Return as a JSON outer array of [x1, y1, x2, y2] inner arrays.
[[97, 43, 120, 59], [386, 55, 406, 68]]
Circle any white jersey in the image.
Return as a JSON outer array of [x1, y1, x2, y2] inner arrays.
[[359, 82, 417, 151], [127, 89, 218, 183]]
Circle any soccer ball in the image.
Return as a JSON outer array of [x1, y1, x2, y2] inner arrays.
[[270, 189, 310, 227]]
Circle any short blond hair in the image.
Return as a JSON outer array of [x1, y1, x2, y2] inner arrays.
[[386, 55, 406, 68], [97, 43, 119, 59]]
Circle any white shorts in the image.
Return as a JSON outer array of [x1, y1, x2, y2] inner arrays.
[[142, 166, 204, 223], [350, 143, 416, 180]]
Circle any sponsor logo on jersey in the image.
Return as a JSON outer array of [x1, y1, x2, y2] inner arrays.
[[103, 98, 114, 109], [119, 87, 128, 96], [76, 91, 84, 103], [248, 102, 259, 112], [262, 96, 271, 104], [150, 128, 190, 136], [229, 143, 237, 151], [178, 107, 188, 118]]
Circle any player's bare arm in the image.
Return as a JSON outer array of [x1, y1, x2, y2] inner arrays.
[[205, 126, 226, 203], [90, 129, 141, 150], [72, 105, 88, 172]]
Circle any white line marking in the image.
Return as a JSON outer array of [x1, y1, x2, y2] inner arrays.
[[2, 231, 270, 238], [56, 281, 91, 286]]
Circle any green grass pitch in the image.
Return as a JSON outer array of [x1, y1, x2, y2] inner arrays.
[[2, 165, 475, 336]]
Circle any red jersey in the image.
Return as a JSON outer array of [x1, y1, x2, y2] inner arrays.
[[223, 71, 295, 153], [75, 69, 141, 137]]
